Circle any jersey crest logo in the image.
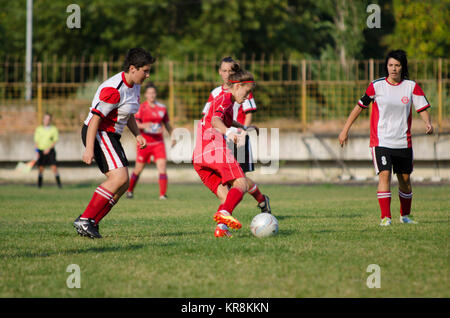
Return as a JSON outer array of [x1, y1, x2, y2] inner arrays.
[[158, 111, 165, 118], [401, 96, 409, 104]]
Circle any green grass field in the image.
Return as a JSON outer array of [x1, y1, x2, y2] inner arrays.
[[0, 183, 448, 298]]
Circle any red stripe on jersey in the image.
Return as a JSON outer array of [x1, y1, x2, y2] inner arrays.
[[99, 87, 121, 104], [366, 82, 375, 97], [370, 101, 380, 147], [100, 133, 118, 169], [413, 83, 425, 96], [357, 101, 368, 108], [91, 108, 105, 118], [416, 104, 430, 113], [407, 105, 412, 148], [385, 78, 403, 86], [99, 108, 119, 133], [121, 72, 133, 88]]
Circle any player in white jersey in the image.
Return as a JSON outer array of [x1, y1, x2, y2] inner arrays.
[[73, 48, 155, 239], [202, 57, 271, 220], [339, 50, 433, 226]]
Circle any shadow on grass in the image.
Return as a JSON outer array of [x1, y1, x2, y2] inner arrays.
[[4, 243, 148, 259], [157, 230, 210, 237]]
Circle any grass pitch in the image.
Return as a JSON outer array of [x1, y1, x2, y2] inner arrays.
[[0, 183, 448, 298]]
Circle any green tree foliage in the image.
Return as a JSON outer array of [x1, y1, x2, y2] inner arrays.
[[0, 0, 446, 61], [384, 0, 450, 59]]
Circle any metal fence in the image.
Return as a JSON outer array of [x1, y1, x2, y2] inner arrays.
[[0, 56, 448, 134]]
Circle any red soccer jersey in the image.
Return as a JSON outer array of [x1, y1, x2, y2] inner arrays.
[[201, 91, 234, 135], [202, 86, 257, 126], [135, 101, 169, 143], [193, 91, 234, 163]]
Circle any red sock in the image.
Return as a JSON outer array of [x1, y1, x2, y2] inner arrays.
[[222, 188, 244, 215], [94, 198, 116, 224], [128, 172, 140, 192], [81, 186, 114, 219], [398, 190, 412, 216], [377, 191, 391, 219], [159, 173, 168, 196], [248, 184, 265, 203]]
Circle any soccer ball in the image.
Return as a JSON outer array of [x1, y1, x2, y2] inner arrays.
[[250, 213, 278, 238]]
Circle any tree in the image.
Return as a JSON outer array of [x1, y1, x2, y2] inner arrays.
[[383, 0, 450, 59]]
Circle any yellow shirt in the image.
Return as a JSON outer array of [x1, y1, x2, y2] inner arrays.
[[34, 125, 59, 150]]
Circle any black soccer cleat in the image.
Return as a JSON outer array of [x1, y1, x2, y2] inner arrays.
[[73, 216, 102, 239], [73, 215, 87, 237], [257, 195, 272, 214]]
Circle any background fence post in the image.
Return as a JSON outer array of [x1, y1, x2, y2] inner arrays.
[[438, 58, 442, 132], [369, 58, 374, 118], [103, 61, 108, 81], [301, 59, 307, 132], [169, 61, 175, 121], [37, 61, 42, 125]]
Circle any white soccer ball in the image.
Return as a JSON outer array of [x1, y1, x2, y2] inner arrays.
[[250, 213, 278, 238]]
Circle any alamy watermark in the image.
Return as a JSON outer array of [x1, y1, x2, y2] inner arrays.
[[66, 4, 81, 29], [366, 264, 381, 288], [366, 4, 381, 29], [66, 264, 81, 288], [171, 121, 280, 174]]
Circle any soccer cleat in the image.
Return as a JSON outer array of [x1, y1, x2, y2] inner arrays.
[[400, 215, 418, 224], [73, 217, 102, 239], [379, 217, 392, 226], [214, 224, 232, 238], [73, 215, 87, 237], [159, 195, 168, 200], [126, 191, 133, 199], [213, 211, 242, 230], [258, 195, 271, 214]]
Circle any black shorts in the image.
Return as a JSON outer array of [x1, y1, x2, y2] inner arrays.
[[82, 125, 128, 174], [227, 134, 254, 173], [37, 148, 57, 166], [371, 146, 413, 175]]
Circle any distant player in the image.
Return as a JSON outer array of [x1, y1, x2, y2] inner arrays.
[[193, 63, 259, 238], [339, 50, 433, 226], [202, 57, 271, 215], [126, 82, 176, 199], [73, 48, 155, 239], [34, 113, 62, 188]]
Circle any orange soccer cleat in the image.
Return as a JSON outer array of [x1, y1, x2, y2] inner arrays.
[[213, 211, 242, 230], [214, 225, 232, 238]]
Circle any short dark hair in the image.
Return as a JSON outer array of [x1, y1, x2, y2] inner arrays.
[[123, 48, 156, 72], [219, 56, 237, 69], [385, 50, 409, 79], [145, 82, 157, 93]]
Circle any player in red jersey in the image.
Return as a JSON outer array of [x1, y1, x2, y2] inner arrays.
[[339, 50, 433, 226], [73, 48, 155, 239], [126, 82, 176, 199], [193, 63, 259, 238], [202, 57, 271, 215]]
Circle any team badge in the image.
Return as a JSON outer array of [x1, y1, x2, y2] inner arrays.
[[158, 111, 165, 118], [401, 96, 409, 104]]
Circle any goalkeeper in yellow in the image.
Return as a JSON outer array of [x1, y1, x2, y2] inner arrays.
[[34, 113, 62, 188]]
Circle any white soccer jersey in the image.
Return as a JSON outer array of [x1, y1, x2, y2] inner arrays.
[[84, 72, 141, 135], [358, 77, 430, 148]]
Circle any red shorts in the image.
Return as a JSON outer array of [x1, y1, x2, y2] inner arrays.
[[136, 141, 166, 163], [193, 144, 245, 195]]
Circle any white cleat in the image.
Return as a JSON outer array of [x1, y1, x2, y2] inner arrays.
[[400, 215, 418, 224], [380, 217, 392, 226]]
